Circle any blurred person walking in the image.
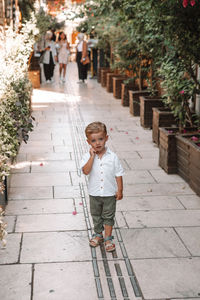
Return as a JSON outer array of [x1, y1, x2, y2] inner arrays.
[[76, 33, 89, 83], [57, 32, 70, 83], [42, 31, 57, 83]]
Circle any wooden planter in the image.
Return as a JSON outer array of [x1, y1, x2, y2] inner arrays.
[[140, 96, 164, 128], [28, 70, 40, 89], [176, 133, 200, 196], [101, 69, 111, 87], [113, 76, 127, 99], [0, 177, 8, 208], [106, 73, 121, 93], [159, 127, 178, 174], [152, 107, 177, 145], [121, 82, 136, 107], [129, 90, 149, 116], [97, 67, 109, 83]]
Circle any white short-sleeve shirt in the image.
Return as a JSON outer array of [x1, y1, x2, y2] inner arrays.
[[80, 147, 124, 197]]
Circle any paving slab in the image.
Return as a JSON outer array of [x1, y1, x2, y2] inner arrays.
[[31, 160, 76, 172], [121, 228, 189, 259], [21, 231, 90, 263], [123, 210, 200, 228], [6, 198, 83, 215], [54, 185, 81, 198], [0, 264, 32, 300], [0, 233, 21, 264], [117, 195, 184, 211], [27, 152, 71, 161], [177, 195, 200, 209], [175, 227, 200, 256], [15, 213, 86, 232], [150, 169, 185, 183], [124, 170, 156, 184], [33, 262, 97, 300], [124, 182, 195, 197], [19, 145, 54, 153], [9, 186, 53, 200], [132, 257, 200, 299], [125, 158, 161, 170], [4, 216, 16, 233], [10, 172, 71, 187]]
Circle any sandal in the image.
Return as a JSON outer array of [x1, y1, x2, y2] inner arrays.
[[104, 236, 115, 252], [89, 233, 104, 248]]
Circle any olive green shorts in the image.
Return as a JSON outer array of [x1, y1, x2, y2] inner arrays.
[[89, 195, 116, 234]]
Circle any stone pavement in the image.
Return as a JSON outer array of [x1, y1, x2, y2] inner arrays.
[[1, 62, 200, 300]]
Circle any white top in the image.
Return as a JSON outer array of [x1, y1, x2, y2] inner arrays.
[[43, 41, 57, 64], [80, 148, 124, 197], [77, 41, 83, 52]]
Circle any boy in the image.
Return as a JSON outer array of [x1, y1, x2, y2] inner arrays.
[[80, 122, 124, 252]]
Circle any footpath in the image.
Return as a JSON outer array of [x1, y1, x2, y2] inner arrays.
[[0, 62, 200, 300]]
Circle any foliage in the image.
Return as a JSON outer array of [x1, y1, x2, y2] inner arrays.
[[18, 0, 35, 22], [0, 15, 38, 192]]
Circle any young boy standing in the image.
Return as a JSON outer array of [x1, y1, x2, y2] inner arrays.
[[80, 122, 124, 252]]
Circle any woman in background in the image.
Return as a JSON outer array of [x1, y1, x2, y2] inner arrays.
[[57, 32, 70, 83], [76, 33, 88, 83]]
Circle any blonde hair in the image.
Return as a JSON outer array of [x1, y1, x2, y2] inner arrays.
[[85, 122, 107, 138]]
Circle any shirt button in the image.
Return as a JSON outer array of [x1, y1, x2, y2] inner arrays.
[[100, 164, 102, 166], [101, 179, 103, 181]]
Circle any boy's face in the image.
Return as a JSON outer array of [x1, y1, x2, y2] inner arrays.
[[87, 131, 108, 154]]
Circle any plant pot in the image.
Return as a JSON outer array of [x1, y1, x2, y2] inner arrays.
[[97, 67, 109, 83], [159, 127, 178, 174], [129, 90, 150, 116], [28, 70, 40, 88], [113, 76, 127, 99], [121, 82, 136, 107], [152, 107, 177, 145], [0, 177, 8, 209], [139, 96, 164, 128], [176, 133, 200, 196], [106, 73, 121, 93], [101, 68, 111, 87]]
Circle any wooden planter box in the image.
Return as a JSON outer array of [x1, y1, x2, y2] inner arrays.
[[176, 133, 200, 196], [0, 177, 8, 208], [97, 67, 109, 83], [106, 73, 121, 93], [113, 76, 127, 99], [28, 70, 40, 89], [159, 127, 178, 174], [140, 96, 164, 128], [129, 90, 149, 116], [121, 82, 136, 107], [152, 107, 177, 145], [101, 69, 111, 87]]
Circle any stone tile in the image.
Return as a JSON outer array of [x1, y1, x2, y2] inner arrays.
[[115, 151, 141, 159], [31, 160, 76, 173], [123, 183, 195, 197], [19, 145, 54, 153], [11, 161, 31, 174], [27, 152, 71, 161], [10, 172, 71, 187], [6, 198, 83, 215], [0, 233, 21, 264], [132, 257, 200, 299], [137, 150, 159, 159], [20, 140, 64, 147], [150, 169, 185, 183], [0, 264, 32, 300], [176, 227, 200, 256], [15, 213, 86, 232], [70, 172, 87, 185], [116, 195, 184, 211], [115, 212, 128, 228], [21, 231, 90, 263], [28, 133, 52, 141], [177, 195, 200, 209], [121, 228, 189, 259], [4, 216, 16, 233], [54, 145, 74, 152], [125, 158, 160, 170], [15, 153, 27, 162], [54, 185, 81, 198], [123, 210, 200, 228], [124, 170, 156, 184], [33, 262, 97, 300], [9, 186, 53, 200]]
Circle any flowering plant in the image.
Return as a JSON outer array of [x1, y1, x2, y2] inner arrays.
[[0, 207, 7, 248]]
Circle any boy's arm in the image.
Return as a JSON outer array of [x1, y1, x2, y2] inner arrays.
[[115, 176, 123, 200], [82, 148, 96, 175]]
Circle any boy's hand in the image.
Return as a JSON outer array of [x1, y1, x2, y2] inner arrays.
[[89, 147, 96, 157], [115, 191, 123, 200]]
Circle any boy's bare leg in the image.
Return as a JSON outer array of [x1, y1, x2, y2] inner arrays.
[[104, 224, 115, 251]]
